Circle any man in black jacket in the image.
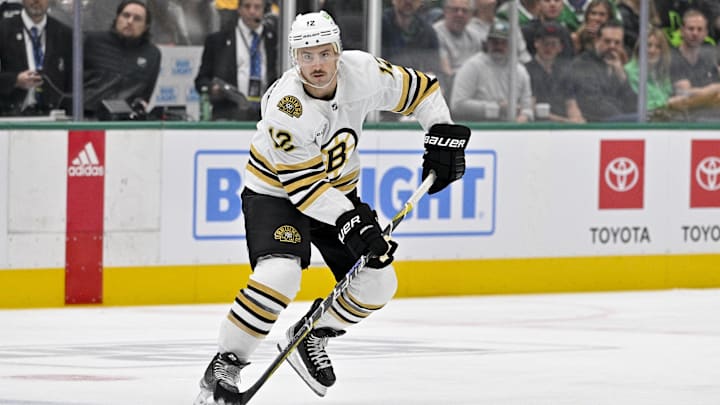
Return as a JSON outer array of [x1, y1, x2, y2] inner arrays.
[[0, 0, 72, 116], [194, 0, 278, 121], [566, 20, 637, 122], [83, 0, 161, 119]]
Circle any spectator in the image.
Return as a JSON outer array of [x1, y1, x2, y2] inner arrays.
[[624, 25, 673, 112], [195, 0, 277, 121], [148, 0, 190, 45], [667, 8, 720, 119], [525, 22, 584, 122], [657, 0, 719, 46], [566, 20, 637, 121], [451, 19, 534, 122], [0, 0, 72, 116], [571, 0, 613, 54], [83, 0, 161, 119], [497, 0, 540, 25], [381, 0, 440, 75], [670, 9, 718, 94], [471, 0, 532, 63], [433, 0, 484, 100], [617, 0, 660, 52], [522, 0, 575, 59]]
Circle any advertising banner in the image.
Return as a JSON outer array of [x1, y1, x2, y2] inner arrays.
[[690, 139, 720, 208], [66, 130, 105, 304], [160, 129, 720, 265]]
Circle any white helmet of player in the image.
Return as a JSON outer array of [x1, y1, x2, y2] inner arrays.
[[288, 11, 342, 90], [288, 10, 342, 63]]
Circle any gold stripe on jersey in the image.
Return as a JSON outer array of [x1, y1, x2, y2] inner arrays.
[[405, 73, 439, 115], [246, 162, 282, 187], [392, 68, 439, 116], [330, 169, 359, 192], [283, 170, 327, 195], [236, 290, 279, 322], [226, 311, 267, 338], [275, 155, 324, 173], [247, 279, 291, 307], [391, 66, 411, 113], [247, 146, 282, 187], [296, 181, 332, 212]]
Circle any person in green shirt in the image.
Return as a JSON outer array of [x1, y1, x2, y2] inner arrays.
[[624, 26, 673, 111]]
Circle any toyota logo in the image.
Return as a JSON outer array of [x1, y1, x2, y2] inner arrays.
[[696, 156, 720, 192], [605, 157, 639, 192]]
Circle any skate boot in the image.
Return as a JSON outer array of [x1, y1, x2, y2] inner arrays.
[[194, 352, 248, 405], [278, 299, 346, 397]]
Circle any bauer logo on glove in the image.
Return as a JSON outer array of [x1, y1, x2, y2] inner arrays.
[[422, 123, 471, 195]]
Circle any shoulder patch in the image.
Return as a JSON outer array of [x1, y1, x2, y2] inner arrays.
[[274, 225, 302, 244], [277, 95, 303, 118]]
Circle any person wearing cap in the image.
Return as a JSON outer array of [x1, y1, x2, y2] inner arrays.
[[522, 0, 576, 60], [193, 10, 470, 405], [566, 19, 637, 121], [525, 21, 585, 122], [451, 18, 534, 122]]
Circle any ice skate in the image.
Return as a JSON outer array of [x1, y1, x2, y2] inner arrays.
[[194, 352, 248, 405], [278, 299, 345, 396]]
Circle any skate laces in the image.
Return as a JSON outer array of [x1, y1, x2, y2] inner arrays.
[[306, 333, 333, 370], [213, 354, 245, 389]]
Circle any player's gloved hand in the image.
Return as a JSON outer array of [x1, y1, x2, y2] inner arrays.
[[422, 123, 471, 194], [336, 203, 393, 264], [365, 238, 398, 269]]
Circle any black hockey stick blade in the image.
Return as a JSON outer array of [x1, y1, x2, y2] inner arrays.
[[232, 171, 437, 404]]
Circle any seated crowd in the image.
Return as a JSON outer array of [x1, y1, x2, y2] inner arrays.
[[1, 0, 719, 122]]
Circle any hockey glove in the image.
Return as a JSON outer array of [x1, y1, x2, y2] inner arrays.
[[422, 123, 471, 195], [336, 203, 394, 266], [366, 238, 398, 269]]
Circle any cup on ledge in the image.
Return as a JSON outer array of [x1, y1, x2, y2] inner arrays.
[[535, 103, 550, 120], [485, 102, 500, 120]]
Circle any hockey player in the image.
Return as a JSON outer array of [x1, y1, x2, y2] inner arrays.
[[194, 10, 470, 404]]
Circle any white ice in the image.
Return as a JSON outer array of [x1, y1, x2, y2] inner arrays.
[[1, 289, 720, 404]]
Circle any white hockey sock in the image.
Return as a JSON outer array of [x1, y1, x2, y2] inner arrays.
[[219, 256, 302, 360], [315, 265, 397, 330]]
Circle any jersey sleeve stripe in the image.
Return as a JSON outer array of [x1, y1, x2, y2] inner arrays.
[[249, 145, 277, 174], [276, 156, 324, 173], [247, 162, 283, 187], [282, 170, 327, 194], [391, 66, 411, 113], [296, 181, 332, 212], [404, 75, 439, 116]]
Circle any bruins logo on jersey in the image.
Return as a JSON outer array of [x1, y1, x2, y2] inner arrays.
[[277, 95, 303, 118], [274, 225, 301, 244]]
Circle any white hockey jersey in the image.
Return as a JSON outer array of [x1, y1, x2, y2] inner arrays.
[[244, 50, 453, 225]]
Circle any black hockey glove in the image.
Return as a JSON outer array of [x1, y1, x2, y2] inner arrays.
[[336, 203, 395, 268], [422, 123, 471, 195]]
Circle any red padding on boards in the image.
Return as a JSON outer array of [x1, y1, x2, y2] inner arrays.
[[65, 130, 105, 304]]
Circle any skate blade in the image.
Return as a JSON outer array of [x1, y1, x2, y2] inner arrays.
[[277, 343, 328, 397]]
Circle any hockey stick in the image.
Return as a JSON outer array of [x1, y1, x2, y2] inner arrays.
[[233, 171, 437, 404]]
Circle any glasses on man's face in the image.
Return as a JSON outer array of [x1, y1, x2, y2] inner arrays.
[[445, 6, 472, 15], [120, 11, 145, 23]]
